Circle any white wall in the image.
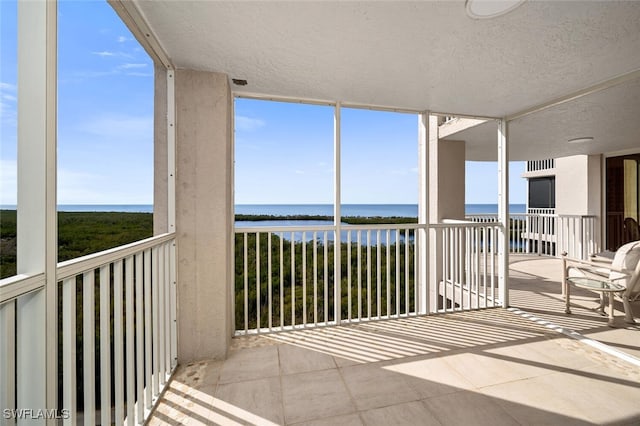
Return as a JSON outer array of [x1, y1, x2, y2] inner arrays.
[[174, 70, 233, 363], [555, 155, 601, 216]]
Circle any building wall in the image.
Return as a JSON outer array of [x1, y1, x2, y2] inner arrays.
[[174, 69, 233, 363], [429, 139, 466, 222], [555, 155, 601, 216]]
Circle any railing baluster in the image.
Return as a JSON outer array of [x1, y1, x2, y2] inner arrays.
[[386, 229, 391, 318], [313, 232, 317, 325], [256, 232, 260, 331], [367, 230, 371, 319], [114, 260, 125, 423], [395, 229, 400, 317], [268, 233, 273, 331], [347, 231, 352, 322], [152, 248, 159, 396], [125, 255, 135, 425], [280, 233, 284, 328], [302, 232, 307, 326], [144, 249, 152, 408], [158, 247, 166, 384], [357, 231, 362, 320], [323, 232, 328, 324], [376, 229, 381, 319], [291, 234, 296, 327], [404, 229, 409, 315], [244, 233, 248, 332], [164, 243, 172, 376], [62, 278, 76, 426], [99, 265, 111, 426], [135, 253, 145, 423], [83, 270, 96, 425]]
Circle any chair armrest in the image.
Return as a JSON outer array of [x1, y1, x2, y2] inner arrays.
[[562, 254, 629, 276]]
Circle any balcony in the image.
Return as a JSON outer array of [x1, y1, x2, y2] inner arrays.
[[4, 214, 637, 424], [148, 254, 640, 425]]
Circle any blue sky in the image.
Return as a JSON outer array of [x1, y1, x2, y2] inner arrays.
[[235, 99, 526, 204], [1, 0, 526, 206]]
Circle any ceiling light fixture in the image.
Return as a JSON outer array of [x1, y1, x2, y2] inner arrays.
[[567, 137, 594, 144], [465, 0, 527, 19]]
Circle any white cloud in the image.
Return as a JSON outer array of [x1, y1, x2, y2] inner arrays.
[[92, 51, 115, 57], [0, 82, 17, 92], [125, 72, 153, 78], [0, 160, 17, 205], [117, 36, 130, 43], [91, 50, 133, 59], [118, 63, 147, 69], [235, 115, 266, 132], [0, 82, 17, 127], [75, 115, 153, 141]]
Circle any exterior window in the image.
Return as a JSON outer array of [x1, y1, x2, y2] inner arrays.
[[528, 177, 555, 209], [606, 154, 640, 250]]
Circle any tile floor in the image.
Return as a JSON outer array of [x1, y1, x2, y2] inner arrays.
[[148, 256, 640, 425]]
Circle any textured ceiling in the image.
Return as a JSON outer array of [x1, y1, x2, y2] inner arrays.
[[132, 0, 640, 159]]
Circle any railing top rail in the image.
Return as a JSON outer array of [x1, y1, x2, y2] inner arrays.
[[431, 221, 503, 229], [466, 213, 597, 219], [0, 273, 46, 305], [235, 223, 425, 233], [235, 225, 336, 233], [57, 232, 175, 280]]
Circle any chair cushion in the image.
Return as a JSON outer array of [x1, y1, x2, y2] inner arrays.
[[609, 240, 640, 288]]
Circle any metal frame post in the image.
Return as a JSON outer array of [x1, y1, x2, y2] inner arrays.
[[418, 113, 430, 314], [497, 119, 509, 307], [334, 103, 342, 324], [16, 0, 57, 421]]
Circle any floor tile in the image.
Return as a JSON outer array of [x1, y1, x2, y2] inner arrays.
[[291, 413, 364, 426], [383, 355, 475, 399], [340, 362, 420, 410], [279, 343, 336, 375], [281, 369, 356, 424], [422, 391, 520, 426], [359, 400, 441, 426], [218, 345, 280, 384], [214, 376, 284, 425]]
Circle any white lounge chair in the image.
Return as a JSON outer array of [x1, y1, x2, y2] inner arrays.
[[562, 240, 640, 325]]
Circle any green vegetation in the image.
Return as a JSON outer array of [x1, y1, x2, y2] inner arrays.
[[237, 214, 418, 225], [234, 232, 417, 330], [0, 210, 153, 279]]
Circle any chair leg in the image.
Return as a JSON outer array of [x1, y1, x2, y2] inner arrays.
[[621, 296, 636, 324]]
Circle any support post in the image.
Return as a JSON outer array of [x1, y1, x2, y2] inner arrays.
[[17, 0, 57, 421], [334, 103, 342, 324], [417, 113, 430, 314], [497, 119, 509, 307]]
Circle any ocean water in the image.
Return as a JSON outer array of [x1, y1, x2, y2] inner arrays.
[[236, 203, 525, 217], [2, 203, 526, 216]]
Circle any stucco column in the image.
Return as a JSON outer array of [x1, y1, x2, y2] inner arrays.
[[174, 70, 233, 362], [428, 137, 465, 311]]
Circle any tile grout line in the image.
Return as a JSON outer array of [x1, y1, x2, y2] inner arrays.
[[507, 307, 640, 368]]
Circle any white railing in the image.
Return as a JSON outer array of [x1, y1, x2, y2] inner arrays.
[[526, 159, 555, 172], [467, 213, 598, 259], [0, 233, 176, 426], [234, 221, 508, 334], [527, 207, 556, 215], [234, 224, 422, 334], [432, 222, 503, 311]]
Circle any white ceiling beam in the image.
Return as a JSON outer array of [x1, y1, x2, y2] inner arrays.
[[507, 68, 640, 123], [108, 0, 174, 70]]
